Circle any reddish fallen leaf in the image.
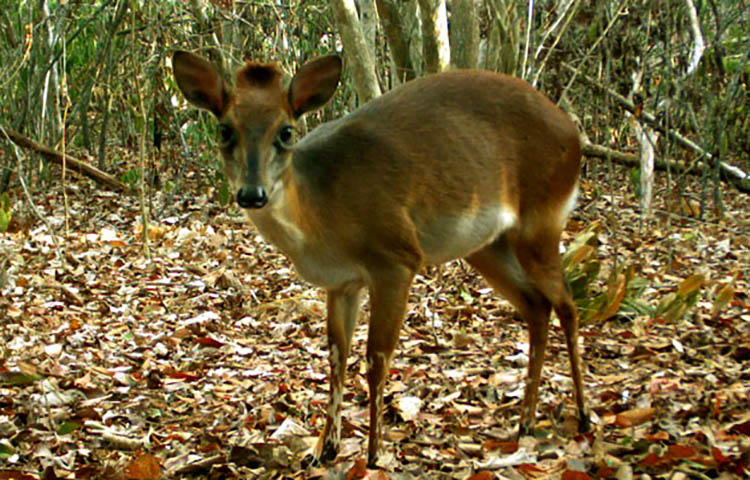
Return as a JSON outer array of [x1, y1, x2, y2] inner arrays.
[[465, 471, 495, 480], [168, 372, 200, 381], [0, 471, 38, 480], [73, 466, 99, 479], [733, 460, 749, 477], [104, 240, 128, 247], [198, 442, 221, 453], [195, 336, 224, 348], [483, 440, 518, 453], [598, 390, 621, 402], [665, 444, 696, 460], [640, 444, 697, 468], [614, 407, 656, 427], [691, 455, 718, 468], [644, 431, 670, 442], [562, 470, 593, 480], [124, 453, 161, 480], [517, 463, 546, 476], [730, 421, 750, 436], [640, 452, 663, 467], [712, 447, 732, 464], [595, 465, 617, 478], [346, 459, 368, 480], [40, 467, 59, 480]]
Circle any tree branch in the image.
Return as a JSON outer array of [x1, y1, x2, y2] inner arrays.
[[2, 127, 129, 192], [564, 63, 749, 192]]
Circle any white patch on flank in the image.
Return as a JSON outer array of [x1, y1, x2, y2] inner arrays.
[[420, 205, 518, 264], [499, 208, 518, 229], [558, 184, 579, 230]]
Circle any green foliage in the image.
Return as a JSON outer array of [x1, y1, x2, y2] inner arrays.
[[121, 167, 141, 190], [655, 274, 704, 323], [629, 167, 642, 199], [0, 192, 12, 233], [217, 178, 232, 206], [564, 224, 636, 325], [619, 275, 656, 318], [563, 224, 602, 322], [0, 371, 41, 386], [563, 223, 709, 325], [57, 421, 81, 435], [722, 56, 750, 76], [183, 120, 218, 155], [0, 440, 15, 458]]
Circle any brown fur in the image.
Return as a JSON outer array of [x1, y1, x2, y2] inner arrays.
[[173, 50, 588, 467]]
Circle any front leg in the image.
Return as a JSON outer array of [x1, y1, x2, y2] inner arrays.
[[314, 287, 361, 463], [366, 267, 415, 468]]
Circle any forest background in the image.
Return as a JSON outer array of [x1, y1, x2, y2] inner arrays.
[[0, 1, 749, 479]]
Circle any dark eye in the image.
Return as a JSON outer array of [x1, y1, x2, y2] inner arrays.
[[276, 126, 294, 147], [218, 124, 235, 147]]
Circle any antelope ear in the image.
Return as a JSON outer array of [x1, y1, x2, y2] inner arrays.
[[172, 51, 229, 117], [288, 55, 342, 118]]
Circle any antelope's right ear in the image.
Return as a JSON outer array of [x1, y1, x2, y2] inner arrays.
[[172, 51, 229, 117]]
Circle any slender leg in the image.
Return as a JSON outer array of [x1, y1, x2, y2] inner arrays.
[[511, 232, 588, 433], [554, 291, 589, 431], [518, 298, 551, 435], [365, 267, 414, 468], [466, 232, 587, 437], [315, 286, 362, 463]]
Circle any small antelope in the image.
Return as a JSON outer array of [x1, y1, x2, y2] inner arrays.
[[173, 51, 588, 466]]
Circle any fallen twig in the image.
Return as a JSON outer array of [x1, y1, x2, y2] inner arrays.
[[1, 126, 129, 192]]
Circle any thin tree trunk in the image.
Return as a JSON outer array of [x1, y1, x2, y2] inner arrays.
[[331, 0, 381, 103], [376, 0, 416, 82], [684, 0, 705, 76], [450, 0, 480, 69], [417, 0, 450, 73], [358, 0, 378, 55]]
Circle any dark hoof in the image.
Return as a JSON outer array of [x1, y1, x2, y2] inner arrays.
[[367, 457, 380, 470], [578, 410, 591, 433], [301, 453, 320, 469], [516, 423, 534, 439], [302, 438, 339, 468], [301, 440, 338, 468]]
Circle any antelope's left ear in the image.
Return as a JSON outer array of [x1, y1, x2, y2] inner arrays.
[[172, 51, 230, 117], [288, 55, 342, 119]]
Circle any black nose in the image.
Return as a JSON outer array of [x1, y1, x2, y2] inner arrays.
[[236, 186, 268, 209]]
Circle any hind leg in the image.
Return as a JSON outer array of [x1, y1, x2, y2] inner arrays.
[[467, 232, 587, 435], [510, 231, 588, 432], [466, 235, 554, 435]]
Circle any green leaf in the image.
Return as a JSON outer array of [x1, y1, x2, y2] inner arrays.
[[58, 421, 81, 435], [712, 283, 735, 316], [0, 371, 42, 386], [0, 441, 15, 455], [677, 274, 704, 296], [218, 180, 232, 206]]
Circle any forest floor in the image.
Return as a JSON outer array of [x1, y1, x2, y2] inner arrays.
[[0, 150, 749, 480]]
